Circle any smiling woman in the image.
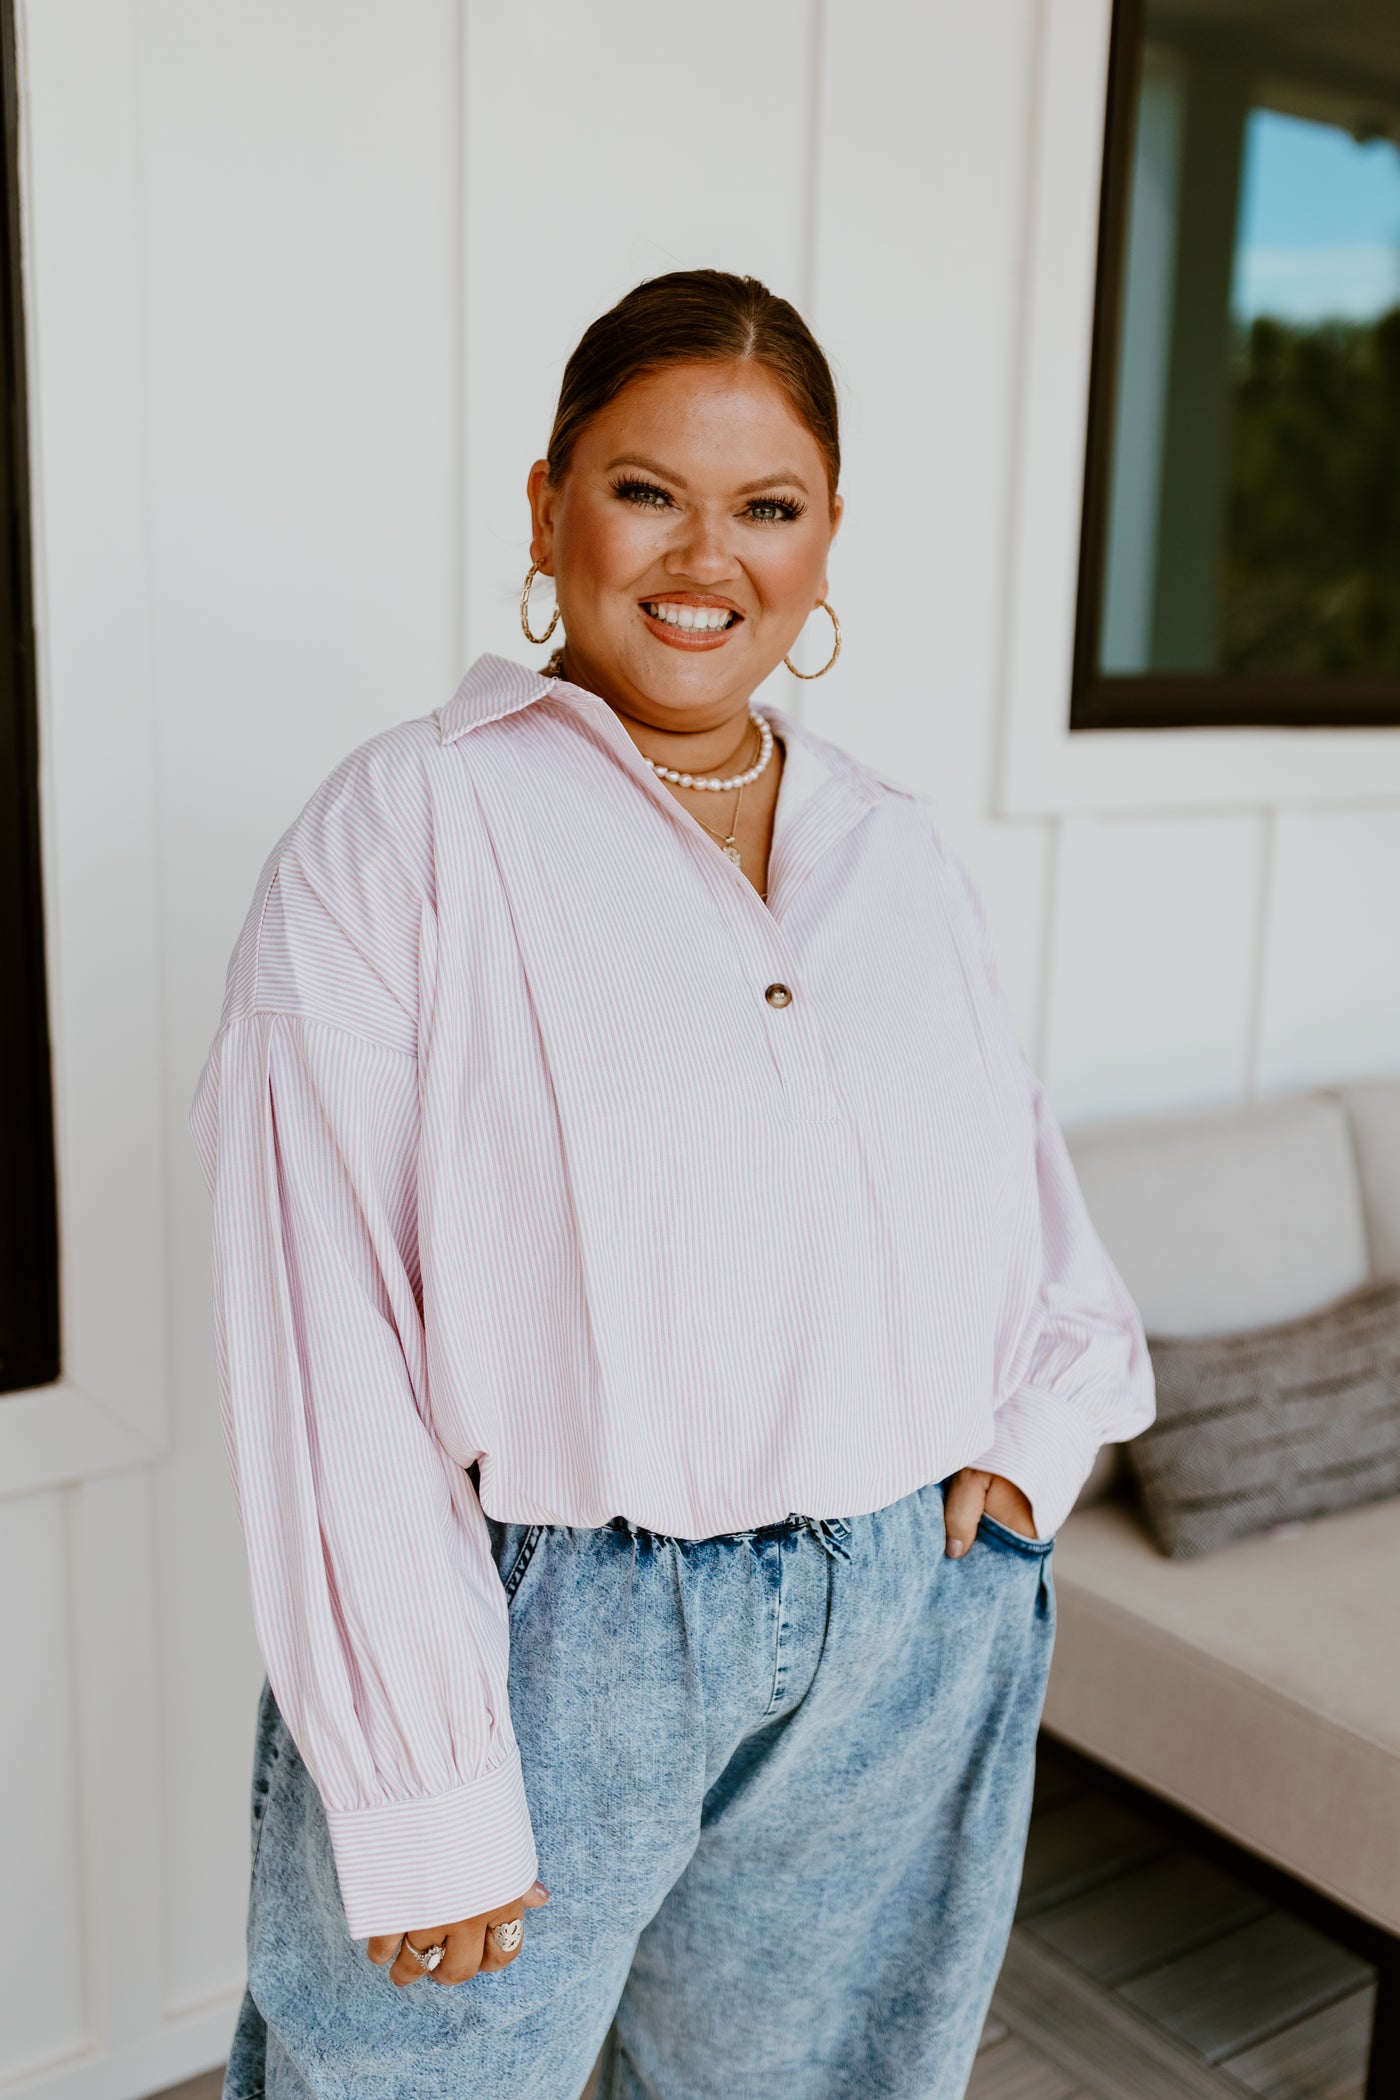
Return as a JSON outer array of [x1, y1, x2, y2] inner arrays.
[[192, 268, 1154, 2100], [521, 273, 846, 903]]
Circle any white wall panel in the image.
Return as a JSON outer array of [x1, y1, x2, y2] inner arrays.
[[800, 0, 1053, 1056], [138, 0, 462, 907], [1257, 808, 1400, 1097], [0, 1494, 86, 2081], [1043, 813, 1264, 1125], [806, 0, 1038, 827], [156, 1455, 264, 2016], [69, 1473, 166, 2056], [461, 0, 814, 662]]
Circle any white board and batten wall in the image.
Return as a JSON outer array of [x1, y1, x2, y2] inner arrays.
[[3, 2, 1396, 2094]]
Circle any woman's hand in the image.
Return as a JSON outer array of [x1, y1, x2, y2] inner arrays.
[[944, 1468, 1037, 1558], [367, 1880, 550, 1986]]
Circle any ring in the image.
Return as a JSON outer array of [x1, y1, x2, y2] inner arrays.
[[490, 1917, 523, 1954], [404, 1936, 445, 1973]]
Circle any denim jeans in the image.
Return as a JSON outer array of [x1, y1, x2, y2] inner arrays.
[[224, 1477, 1054, 2099]]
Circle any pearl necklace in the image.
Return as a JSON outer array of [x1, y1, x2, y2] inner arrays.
[[645, 710, 774, 792], [540, 648, 774, 795]]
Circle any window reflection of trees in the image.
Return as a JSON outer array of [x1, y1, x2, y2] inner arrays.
[[1075, 0, 1400, 724], [1225, 308, 1400, 677]]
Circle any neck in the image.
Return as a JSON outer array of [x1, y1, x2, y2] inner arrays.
[[551, 646, 759, 777]]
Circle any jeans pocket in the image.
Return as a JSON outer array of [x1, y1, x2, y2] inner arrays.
[[501, 1521, 548, 1609], [977, 1512, 1055, 1558]]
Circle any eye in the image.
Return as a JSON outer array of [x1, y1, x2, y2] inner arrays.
[[745, 495, 807, 523], [611, 477, 675, 510]]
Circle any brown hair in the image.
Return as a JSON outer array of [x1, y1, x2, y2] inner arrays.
[[546, 270, 840, 511]]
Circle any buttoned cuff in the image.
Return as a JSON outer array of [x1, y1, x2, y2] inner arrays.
[[968, 1388, 1103, 1542], [325, 1743, 538, 1939]]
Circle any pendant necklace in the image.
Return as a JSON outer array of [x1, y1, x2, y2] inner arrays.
[[693, 778, 747, 867], [543, 644, 761, 873], [684, 713, 762, 869]]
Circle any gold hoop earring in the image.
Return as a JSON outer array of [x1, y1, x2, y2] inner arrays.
[[520, 561, 561, 646], [784, 599, 841, 679]]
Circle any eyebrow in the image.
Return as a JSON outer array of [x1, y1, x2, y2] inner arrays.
[[604, 455, 811, 499]]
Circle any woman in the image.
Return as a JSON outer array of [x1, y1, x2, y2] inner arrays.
[[191, 268, 1153, 2100]]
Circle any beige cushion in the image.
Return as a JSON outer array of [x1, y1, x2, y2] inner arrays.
[[1131, 1282, 1400, 1558], [1045, 1498, 1400, 1932], [1338, 1077, 1400, 1283], [1064, 1093, 1370, 1337]]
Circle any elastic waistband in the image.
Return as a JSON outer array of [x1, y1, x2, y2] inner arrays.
[[606, 1510, 854, 1562]]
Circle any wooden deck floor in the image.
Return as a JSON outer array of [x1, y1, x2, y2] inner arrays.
[[974, 1741, 1376, 2100], [151, 1741, 1375, 2100]]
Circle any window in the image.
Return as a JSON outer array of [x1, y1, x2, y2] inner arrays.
[[0, 0, 58, 1394], [1074, 0, 1400, 728]]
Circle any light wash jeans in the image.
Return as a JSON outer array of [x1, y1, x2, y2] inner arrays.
[[224, 1476, 1054, 2099]]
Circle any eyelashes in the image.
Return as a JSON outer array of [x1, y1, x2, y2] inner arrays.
[[608, 475, 807, 524], [747, 494, 807, 523], [611, 477, 674, 510]]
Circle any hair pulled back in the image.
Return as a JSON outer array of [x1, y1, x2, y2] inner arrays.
[[546, 270, 840, 511]]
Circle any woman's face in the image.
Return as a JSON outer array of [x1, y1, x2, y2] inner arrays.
[[527, 360, 842, 732]]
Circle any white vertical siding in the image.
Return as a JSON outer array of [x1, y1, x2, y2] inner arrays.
[[155, 1457, 264, 2015], [4, 1, 1397, 2094], [1043, 814, 1265, 1124], [802, 0, 1054, 1044], [0, 1494, 86, 2076], [460, 0, 815, 662], [1257, 809, 1400, 1096]]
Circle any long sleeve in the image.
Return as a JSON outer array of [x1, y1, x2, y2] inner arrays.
[[189, 783, 537, 1939], [941, 846, 1157, 1538]]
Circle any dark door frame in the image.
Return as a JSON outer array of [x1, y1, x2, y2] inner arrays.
[[0, 0, 59, 1395]]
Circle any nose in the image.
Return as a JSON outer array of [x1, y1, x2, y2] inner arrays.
[[664, 504, 739, 586]]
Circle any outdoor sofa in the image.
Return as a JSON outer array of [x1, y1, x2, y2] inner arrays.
[[1049, 1076, 1400, 2099]]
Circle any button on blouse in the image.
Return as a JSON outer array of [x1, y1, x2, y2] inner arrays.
[[189, 652, 1155, 1937]]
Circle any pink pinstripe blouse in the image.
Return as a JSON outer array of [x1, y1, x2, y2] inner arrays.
[[189, 652, 1154, 1935]]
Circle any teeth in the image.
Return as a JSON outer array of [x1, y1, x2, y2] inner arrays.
[[645, 601, 734, 632]]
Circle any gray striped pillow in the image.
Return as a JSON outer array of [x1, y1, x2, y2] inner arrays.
[[1127, 1281, 1400, 1559]]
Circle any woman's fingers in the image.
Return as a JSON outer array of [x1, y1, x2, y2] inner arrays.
[[983, 1473, 1037, 1539], [372, 1885, 549, 1988], [476, 1882, 549, 1973], [944, 1467, 991, 1558], [430, 1919, 487, 1986], [390, 1928, 456, 1987], [476, 1902, 527, 1974]]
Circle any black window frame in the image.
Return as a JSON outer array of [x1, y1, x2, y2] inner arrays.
[[0, 0, 58, 1395], [1071, 0, 1400, 731]]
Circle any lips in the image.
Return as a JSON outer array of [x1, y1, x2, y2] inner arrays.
[[643, 600, 739, 631], [638, 594, 743, 647]]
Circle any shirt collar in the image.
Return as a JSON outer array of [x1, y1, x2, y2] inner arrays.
[[435, 653, 560, 741], [435, 653, 848, 792]]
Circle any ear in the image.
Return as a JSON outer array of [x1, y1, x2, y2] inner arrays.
[[526, 459, 557, 569], [818, 490, 844, 602]]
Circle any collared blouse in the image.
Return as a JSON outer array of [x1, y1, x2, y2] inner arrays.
[[189, 651, 1154, 1935]]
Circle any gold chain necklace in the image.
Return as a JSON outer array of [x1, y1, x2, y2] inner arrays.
[[684, 714, 763, 866], [691, 777, 746, 866], [545, 644, 761, 880]]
